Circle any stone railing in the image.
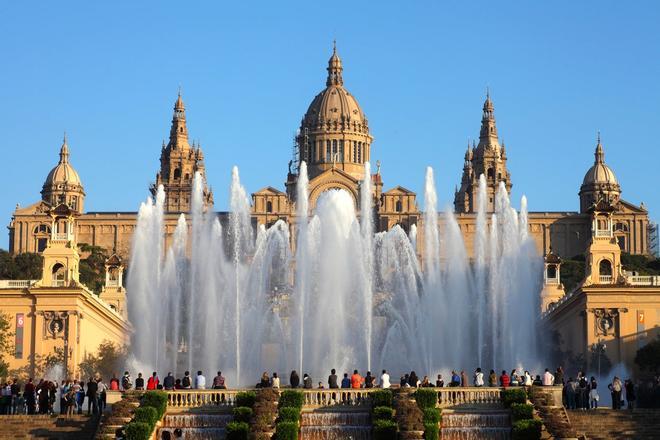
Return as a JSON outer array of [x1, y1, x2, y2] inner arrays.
[[628, 275, 660, 286], [594, 230, 612, 238], [302, 388, 377, 407], [436, 387, 504, 407], [599, 275, 612, 284], [167, 389, 243, 409], [0, 280, 36, 289]]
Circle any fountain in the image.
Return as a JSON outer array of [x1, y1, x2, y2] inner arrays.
[[127, 162, 542, 385]]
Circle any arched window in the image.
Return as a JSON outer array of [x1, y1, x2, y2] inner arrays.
[[173, 168, 181, 180], [179, 127, 184, 133], [70, 196, 78, 210], [395, 200, 402, 212], [184, 173, 190, 181], [546, 264, 557, 279], [326, 140, 331, 162], [357, 143, 362, 163], [52, 263, 66, 286], [599, 259, 612, 276], [266, 201, 273, 213], [487, 168, 494, 179]]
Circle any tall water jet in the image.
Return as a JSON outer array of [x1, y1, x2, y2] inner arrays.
[[360, 162, 374, 370], [474, 174, 488, 366], [295, 161, 309, 374]]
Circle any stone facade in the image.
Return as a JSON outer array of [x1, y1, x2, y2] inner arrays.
[[7, 46, 650, 264]]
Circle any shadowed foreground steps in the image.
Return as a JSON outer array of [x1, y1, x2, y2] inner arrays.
[[0, 414, 98, 440]]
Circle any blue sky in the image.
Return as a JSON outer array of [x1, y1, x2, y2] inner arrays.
[[1, 1, 659, 248]]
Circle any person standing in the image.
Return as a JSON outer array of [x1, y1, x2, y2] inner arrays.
[[380, 370, 391, 389], [271, 373, 280, 389], [554, 367, 564, 386], [109, 374, 120, 391], [624, 379, 636, 410], [213, 371, 226, 389], [589, 377, 599, 409], [164, 372, 175, 390], [351, 370, 364, 389], [609, 376, 622, 410], [135, 373, 145, 390], [474, 368, 484, 387], [76, 380, 85, 414], [10, 379, 21, 415], [97, 378, 107, 413], [565, 378, 576, 409], [86, 378, 98, 415], [328, 369, 338, 389], [542, 369, 555, 386], [195, 371, 206, 389], [500, 371, 510, 388], [181, 371, 192, 389], [24, 378, 36, 415], [289, 371, 300, 388], [147, 372, 159, 390]]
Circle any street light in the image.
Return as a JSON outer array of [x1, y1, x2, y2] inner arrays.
[[591, 339, 607, 377]]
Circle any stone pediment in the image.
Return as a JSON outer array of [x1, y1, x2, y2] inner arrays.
[[13, 200, 51, 215], [253, 186, 287, 196], [384, 185, 416, 195], [308, 167, 360, 208], [616, 199, 647, 214]]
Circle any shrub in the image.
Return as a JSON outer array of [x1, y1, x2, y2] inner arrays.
[[373, 419, 398, 440], [275, 421, 299, 440], [226, 421, 250, 440], [279, 390, 304, 409], [235, 391, 257, 408], [133, 406, 158, 428], [424, 422, 439, 440], [372, 405, 394, 421], [142, 391, 168, 418], [512, 419, 542, 440], [371, 389, 393, 407], [414, 388, 438, 409], [278, 406, 301, 423], [422, 407, 440, 424], [232, 406, 253, 423], [125, 421, 152, 440], [503, 388, 527, 408], [511, 403, 534, 421]]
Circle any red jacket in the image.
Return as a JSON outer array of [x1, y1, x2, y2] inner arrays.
[[146, 376, 159, 390], [500, 373, 510, 388]]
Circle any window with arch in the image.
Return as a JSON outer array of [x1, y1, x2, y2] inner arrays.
[[326, 140, 331, 162], [52, 263, 66, 285], [179, 127, 184, 133], [487, 168, 494, 179], [34, 224, 51, 234], [395, 200, 402, 213], [546, 264, 557, 279], [357, 143, 362, 163], [173, 168, 182, 180], [184, 173, 190, 181], [266, 201, 273, 213], [599, 259, 612, 276], [615, 223, 628, 232], [70, 196, 78, 210]]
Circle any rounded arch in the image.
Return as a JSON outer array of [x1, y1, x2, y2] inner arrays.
[[308, 181, 358, 211], [599, 259, 612, 276]]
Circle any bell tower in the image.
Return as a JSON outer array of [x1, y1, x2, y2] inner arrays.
[[151, 92, 213, 212], [454, 92, 512, 213], [37, 204, 81, 288]]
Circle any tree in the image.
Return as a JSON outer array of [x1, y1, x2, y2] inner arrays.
[[78, 243, 108, 293], [0, 249, 43, 280], [0, 313, 14, 377], [635, 336, 660, 373], [79, 340, 127, 380]]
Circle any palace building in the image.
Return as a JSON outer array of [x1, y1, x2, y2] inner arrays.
[[3, 45, 657, 375]]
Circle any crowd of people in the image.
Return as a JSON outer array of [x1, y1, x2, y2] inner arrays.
[[3, 367, 658, 414]]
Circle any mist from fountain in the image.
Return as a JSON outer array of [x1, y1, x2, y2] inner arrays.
[[127, 164, 542, 385]]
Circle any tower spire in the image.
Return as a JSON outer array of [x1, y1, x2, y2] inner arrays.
[[479, 91, 498, 145], [326, 41, 344, 87], [59, 132, 70, 164], [595, 131, 605, 164]]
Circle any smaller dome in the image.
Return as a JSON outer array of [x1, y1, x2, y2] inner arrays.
[[581, 142, 619, 187], [43, 137, 83, 189]]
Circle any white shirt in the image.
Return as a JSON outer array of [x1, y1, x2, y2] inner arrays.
[[196, 374, 206, 389], [474, 372, 484, 386], [272, 377, 280, 388], [524, 373, 533, 386], [380, 373, 391, 388], [542, 371, 554, 386]]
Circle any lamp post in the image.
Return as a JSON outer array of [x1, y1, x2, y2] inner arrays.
[[591, 339, 607, 378]]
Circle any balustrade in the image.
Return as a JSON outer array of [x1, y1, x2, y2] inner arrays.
[[599, 275, 612, 284], [166, 389, 241, 409], [0, 280, 34, 289], [437, 387, 503, 408]]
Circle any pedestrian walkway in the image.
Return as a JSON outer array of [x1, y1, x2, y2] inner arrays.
[[0, 414, 98, 439]]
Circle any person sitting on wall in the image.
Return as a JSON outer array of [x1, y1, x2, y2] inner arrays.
[[328, 369, 338, 389], [135, 373, 144, 390], [213, 372, 226, 389], [341, 373, 351, 389], [289, 370, 300, 388], [499, 370, 510, 388], [435, 374, 444, 388], [303, 373, 313, 389], [163, 373, 175, 391], [146, 372, 159, 390], [181, 371, 192, 389]]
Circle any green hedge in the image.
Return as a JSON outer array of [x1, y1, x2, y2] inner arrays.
[[511, 403, 534, 422], [235, 391, 257, 408], [371, 389, 393, 407], [226, 421, 250, 440], [422, 407, 441, 424], [142, 391, 168, 418], [503, 388, 527, 408], [133, 406, 159, 428], [373, 419, 397, 440], [372, 406, 394, 421], [279, 390, 304, 409], [423, 422, 439, 440], [232, 406, 253, 423], [125, 421, 152, 440], [278, 406, 301, 423], [512, 419, 542, 440], [275, 421, 299, 440], [414, 389, 438, 409]]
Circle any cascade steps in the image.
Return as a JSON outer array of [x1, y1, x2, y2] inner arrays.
[[300, 410, 372, 440], [157, 413, 233, 440], [0, 414, 98, 440], [567, 408, 660, 440]]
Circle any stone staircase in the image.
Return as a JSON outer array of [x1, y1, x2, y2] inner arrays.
[[300, 409, 372, 440], [0, 414, 98, 439], [568, 409, 660, 440]]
